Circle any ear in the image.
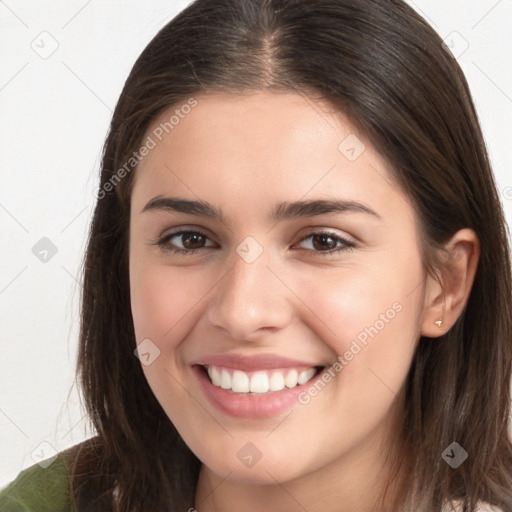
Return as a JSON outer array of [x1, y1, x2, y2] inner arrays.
[[421, 228, 480, 338]]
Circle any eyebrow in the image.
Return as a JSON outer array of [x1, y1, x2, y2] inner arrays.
[[142, 196, 381, 221]]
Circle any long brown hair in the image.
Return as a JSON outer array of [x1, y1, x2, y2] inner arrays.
[[71, 1, 512, 510]]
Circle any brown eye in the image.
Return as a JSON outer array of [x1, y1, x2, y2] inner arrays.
[[297, 231, 355, 256], [155, 230, 216, 255], [311, 233, 338, 251], [180, 232, 207, 249]]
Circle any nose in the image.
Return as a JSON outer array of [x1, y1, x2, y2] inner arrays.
[[205, 243, 294, 342]]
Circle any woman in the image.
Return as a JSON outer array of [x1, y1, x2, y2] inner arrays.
[[1, 0, 511, 510]]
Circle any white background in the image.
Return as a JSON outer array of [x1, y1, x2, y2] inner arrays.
[[1, 0, 511, 487]]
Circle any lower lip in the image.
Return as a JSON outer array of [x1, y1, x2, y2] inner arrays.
[[193, 365, 323, 419]]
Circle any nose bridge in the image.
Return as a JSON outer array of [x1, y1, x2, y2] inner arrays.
[[206, 239, 292, 340]]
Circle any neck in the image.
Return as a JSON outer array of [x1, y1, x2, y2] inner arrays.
[[194, 413, 406, 512]]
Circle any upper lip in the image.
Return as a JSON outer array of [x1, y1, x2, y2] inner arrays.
[[192, 353, 325, 372]]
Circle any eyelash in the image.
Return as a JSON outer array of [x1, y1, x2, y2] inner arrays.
[[151, 229, 356, 257]]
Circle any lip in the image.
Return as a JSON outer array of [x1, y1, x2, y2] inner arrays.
[[192, 357, 325, 419], [192, 353, 323, 372]]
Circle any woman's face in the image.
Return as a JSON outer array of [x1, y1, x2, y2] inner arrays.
[[129, 91, 428, 486]]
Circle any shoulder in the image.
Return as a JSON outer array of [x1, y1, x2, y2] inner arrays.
[[445, 500, 505, 512], [0, 449, 76, 512], [475, 504, 505, 512]]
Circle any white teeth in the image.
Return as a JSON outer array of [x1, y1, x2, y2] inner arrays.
[[207, 366, 221, 386], [205, 365, 318, 394], [298, 368, 316, 385], [249, 372, 270, 393], [284, 369, 298, 388], [269, 371, 285, 391], [220, 369, 231, 389], [232, 370, 250, 392]]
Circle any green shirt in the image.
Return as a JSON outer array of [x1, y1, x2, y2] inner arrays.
[[0, 456, 75, 512]]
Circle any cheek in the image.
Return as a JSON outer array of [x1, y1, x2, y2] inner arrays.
[[129, 257, 214, 433], [295, 254, 423, 388], [287, 264, 422, 454], [130, 257, 211, 344]]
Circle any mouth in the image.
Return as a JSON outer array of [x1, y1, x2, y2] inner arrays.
[[192, 361, 326, 419], [201, 364, 323, 395]]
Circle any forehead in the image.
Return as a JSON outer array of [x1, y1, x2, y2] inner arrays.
[[141, 91, 352, 168], [131, 91, 410, 222]]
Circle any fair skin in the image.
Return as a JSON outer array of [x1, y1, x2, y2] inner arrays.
[[128, 91, 479, 511]]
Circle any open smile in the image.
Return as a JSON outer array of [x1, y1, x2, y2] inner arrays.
[[192, 357, 326, 418]]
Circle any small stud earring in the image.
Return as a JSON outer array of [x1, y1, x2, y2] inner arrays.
[[434, 319, 443, 328]]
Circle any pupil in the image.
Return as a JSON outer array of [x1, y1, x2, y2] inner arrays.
[[183, 233, 204, 249], [313, 234, 336, 251]]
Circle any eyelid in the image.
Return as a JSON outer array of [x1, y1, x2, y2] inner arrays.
[[296, 226, 356, 244], [155, 224, 355, 243], [156, 225, 216, 242]]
